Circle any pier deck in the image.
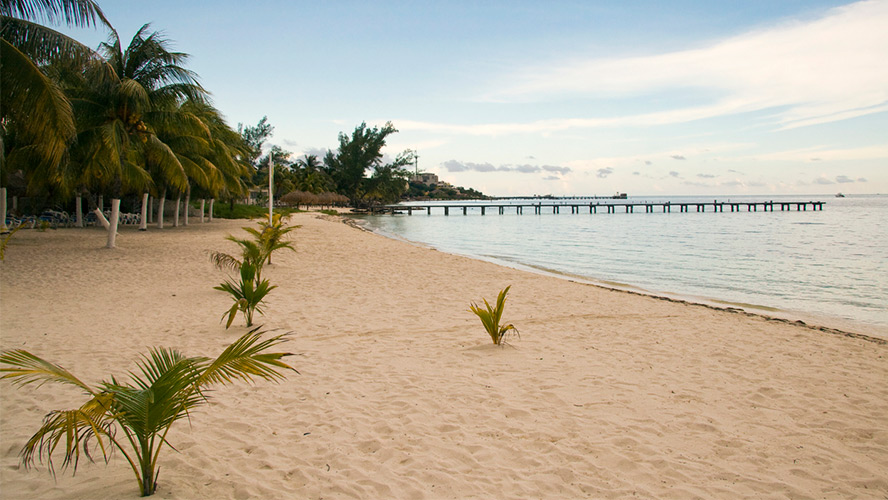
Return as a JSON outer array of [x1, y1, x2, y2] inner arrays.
[[377, 201, 825, 215]]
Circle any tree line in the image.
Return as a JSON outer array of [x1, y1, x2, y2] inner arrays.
[[1, 0, 416, 248]]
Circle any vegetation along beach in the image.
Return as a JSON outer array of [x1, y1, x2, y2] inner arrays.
[[2, 1, 887, 499]]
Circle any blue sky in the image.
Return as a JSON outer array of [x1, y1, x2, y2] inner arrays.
[[61, 0, 887, 196]]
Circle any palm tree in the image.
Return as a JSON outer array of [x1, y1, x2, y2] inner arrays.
[[64, 24, 207, 246], [0, 328, 295, 497], [1, 0, 109, 230], [158, 99, 252, 227], [294, 154, 332, 193]]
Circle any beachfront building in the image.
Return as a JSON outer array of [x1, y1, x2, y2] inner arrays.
[[411, 172, 439, 185]]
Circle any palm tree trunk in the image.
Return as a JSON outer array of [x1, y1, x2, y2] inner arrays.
[[184, 185, 190, 226], [98, 195, 103, 214], [94, 208, 109, 229], [139, 193, 149, 231], [75, 195, 83, 227], [200, 199, 205, 223], [157, 189, 166, 229], [147, 196, 153, 224], [1, 187, 8, 232], [209, 198, 214, 222], [140, 439, 156, 496], [173, 194, 181, 228], [106, 199, 121, 249]]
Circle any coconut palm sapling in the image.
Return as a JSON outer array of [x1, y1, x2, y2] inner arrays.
[[211, 214, 297, 327], [469, 285, 520, 345], [214, 262, 276, 328], [0, 328, 296, 497]]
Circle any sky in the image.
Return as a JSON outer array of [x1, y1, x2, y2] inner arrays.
[[59, 0, 888, 197]]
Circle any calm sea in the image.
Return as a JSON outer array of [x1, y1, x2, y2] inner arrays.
[[357, 194, 888, 338]]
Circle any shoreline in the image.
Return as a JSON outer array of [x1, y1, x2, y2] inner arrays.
[[2, 213, 886, 499], [349, 216, 888, 343]]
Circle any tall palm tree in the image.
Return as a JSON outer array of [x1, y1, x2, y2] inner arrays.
[[0, 0, 109, 229], [64, 24, 207, 246], [294, 154, 331, 193], [183, 100, 252, 220], [156, 99, 252, 227]]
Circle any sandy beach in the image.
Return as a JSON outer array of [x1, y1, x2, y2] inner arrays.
[[1, 212, 886, 499]]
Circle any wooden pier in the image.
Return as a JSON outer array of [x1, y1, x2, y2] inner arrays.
[[377, 201, 825, 215]]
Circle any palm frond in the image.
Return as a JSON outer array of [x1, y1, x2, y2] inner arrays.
[[1, 0, 109, 28], [0, 38, 74, 168], [0, 349, 95, 394], [209, 250, 242, 272], [198, 328, 296, 386]]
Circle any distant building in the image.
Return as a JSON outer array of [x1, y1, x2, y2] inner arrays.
[[411, 172, 439, 185]]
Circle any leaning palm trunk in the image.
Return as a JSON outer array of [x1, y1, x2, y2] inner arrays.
[[0, 329, 296, 497], [208, 198, 214, 222], [139, 193, 149, 231], [94, 207, 110, 229]]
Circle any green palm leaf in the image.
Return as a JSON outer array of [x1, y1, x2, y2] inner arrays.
[[469, 286, 519, 345], [1, 329, 295, 496], [0, 349, 94, 394]]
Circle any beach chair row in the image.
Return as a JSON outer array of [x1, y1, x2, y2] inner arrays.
[[5, 211, 142, 229]]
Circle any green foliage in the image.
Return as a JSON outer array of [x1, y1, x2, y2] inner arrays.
[[0, 223, 26, 261], [2, 8, 252, 234], [214, 262, 276, 328], [237, 116, 273, 168], [406, 180, 488, 200], [212, 203, 298, 220], [322, 122, 415, 207], [211, 213, 297, 327], [469, 286, 520, 346], [248, 212, 298, 265], [0, 328, 296, 497]]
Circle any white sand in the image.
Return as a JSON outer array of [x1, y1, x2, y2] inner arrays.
[[1, 213, 886, 499]]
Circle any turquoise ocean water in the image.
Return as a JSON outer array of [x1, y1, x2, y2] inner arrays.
[[357, 194, 887, 338]]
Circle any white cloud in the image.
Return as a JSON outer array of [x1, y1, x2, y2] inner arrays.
[[441, 160, 571, 175], [501, 1, 888, 128], [596, 167, 614, 178], [401, 1, 888, 136]]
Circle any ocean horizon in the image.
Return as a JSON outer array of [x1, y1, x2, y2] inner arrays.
[[358, 193, 888, 339]]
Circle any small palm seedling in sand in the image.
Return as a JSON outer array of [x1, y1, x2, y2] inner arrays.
[[210, 214, 296, 327], [469, 285, 520, 345], [0, 328, 296, 497], [215, 261, 276, 328], [248, 213, 298, 266], [210, 213, 298, 276]]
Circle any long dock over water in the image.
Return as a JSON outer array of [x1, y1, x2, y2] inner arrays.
[[378, 200, 825, 215]]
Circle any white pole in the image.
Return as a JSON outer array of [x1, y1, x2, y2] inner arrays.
[[268, 157, 274, 226]]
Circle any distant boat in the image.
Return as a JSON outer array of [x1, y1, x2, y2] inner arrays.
[[835, 193, 845, 198]]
